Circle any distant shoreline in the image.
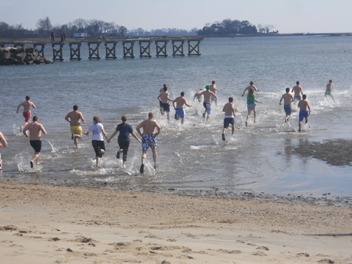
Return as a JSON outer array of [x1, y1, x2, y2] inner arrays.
[[201, 32, 352, 38]]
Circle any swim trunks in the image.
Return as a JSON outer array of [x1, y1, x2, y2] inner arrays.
[[23, 112, 31, 122], [203, 102, 212, 115], [325, 91, 331, 96], [299, 110, 309, 121], [284, 105, 292, 116], [224, 117, 235, 128], [175, 108, 185, 120], [247, 104, 256, 111], [70, 126, 82, 137], [30, 140, 42, 153], [142, 134, 157, 152], [294, 95, 301, 101], [160, 102, 170, 113]]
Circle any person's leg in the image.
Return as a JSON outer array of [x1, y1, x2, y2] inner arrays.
[[253, 109, 257, 123], [151, 147, 157, 169]]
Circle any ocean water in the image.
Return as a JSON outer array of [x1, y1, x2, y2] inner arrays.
[[1, 36, 352, 200]]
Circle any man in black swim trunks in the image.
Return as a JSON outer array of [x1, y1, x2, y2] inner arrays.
[[23, 116, 47, 168]]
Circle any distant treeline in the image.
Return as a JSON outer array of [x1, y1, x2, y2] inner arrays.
[[0, 17, 277, 39]]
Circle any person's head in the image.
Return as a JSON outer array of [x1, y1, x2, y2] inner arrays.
[[212, 80, 216, 84], [73, 105, 78, 111], [163, 86, 168, 92], [329, 79, 333, 83], [181, 91, 185, 97], [163, 84, 167, 89], [32, 116, 38, 122], [93, 116, 100, 124], [205, 85, 210, 90], [286, 87, 290, 93], [303, 94, 307, 100], [26, 96, 30, 101], [121, 116, 127, 122], [228, 97, 233, 103], [296, 81, 300, 85], [199, 88, 203, 91], [148, 112, 154, 119], [250, 81, 254, 86]]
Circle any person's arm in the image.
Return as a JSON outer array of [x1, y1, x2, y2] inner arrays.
[[136, 122, 143, 137], [172, 99, 177, 109], [157, 94, 162, 102], [40, 125, 47, 135], [31, 102, 36, 109], [80, 113, 86, 124], [242, 87, 248, 97], [16, 102, 22, 113], [154, 122, 161, 137], [23, 124, 29, 137], [211, 91, 217, 98], [185, 99, 192, 107], [107, 130, 118, 143], [102, 128, 108, 141], [279, 95, 283, 105], [131, 131, 141, 143], [0, 132, 7, 148], [307, 103, 311, 113], [64, 113, 70, 122]]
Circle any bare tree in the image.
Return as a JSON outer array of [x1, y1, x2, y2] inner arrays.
[[36, 17, 52, 33]]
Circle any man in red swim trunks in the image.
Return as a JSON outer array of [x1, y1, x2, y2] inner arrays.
[[16, 96, 36, 131]]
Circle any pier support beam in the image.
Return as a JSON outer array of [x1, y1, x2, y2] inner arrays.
[[104, 41, 117, 59], [172, 39, 185, 57], [123, 40, 135, 59], [33, 43, 45, 57], [155, 40, 168, 57], [139, 40, 152, 58], [52, 42, 64, 62], [187, 39, 202, 56], [69, 42, 82, 61], [88, 42, 101, 60]]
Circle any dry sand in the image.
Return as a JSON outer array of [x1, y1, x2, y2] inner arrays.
[[0, 182, 351, 264]]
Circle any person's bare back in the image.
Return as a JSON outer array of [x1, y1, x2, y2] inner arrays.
[[223, 102, 235, 116], [65, 111, 85, 126], [23, 120, 47, 140]]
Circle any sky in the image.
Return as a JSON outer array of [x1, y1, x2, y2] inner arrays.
[[1, 0, 351, 33]]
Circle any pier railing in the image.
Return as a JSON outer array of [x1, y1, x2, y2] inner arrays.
[[0, 36, 203, 62]]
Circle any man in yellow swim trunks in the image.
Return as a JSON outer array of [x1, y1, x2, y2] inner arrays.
[[65, 105, 86, 147]]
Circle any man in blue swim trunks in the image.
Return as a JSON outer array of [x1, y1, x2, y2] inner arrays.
[[279, 87, 294, 123], [298, 94, 311, 132], [173, 92, 192, 124], [222, 97, 235, 141], [22, 116, 47, 168], [200, 85, 217, 121], [136, 112, 161, 174]]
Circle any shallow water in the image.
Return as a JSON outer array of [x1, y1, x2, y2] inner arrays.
[[1, 36, 352, 199]]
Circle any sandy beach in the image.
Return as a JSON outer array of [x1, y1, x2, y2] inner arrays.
[[0, 182, 351, 264]]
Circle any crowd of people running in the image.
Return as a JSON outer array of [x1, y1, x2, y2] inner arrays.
[[0, 79, 335, 174]]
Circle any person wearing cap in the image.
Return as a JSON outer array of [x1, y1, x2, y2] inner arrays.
[[200, 85, 217, 121]]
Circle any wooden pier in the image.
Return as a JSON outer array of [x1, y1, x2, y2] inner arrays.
[[0, 36, 203, 62]]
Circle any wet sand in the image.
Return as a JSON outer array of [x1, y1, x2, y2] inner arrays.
[[0, 182, 351, 264]]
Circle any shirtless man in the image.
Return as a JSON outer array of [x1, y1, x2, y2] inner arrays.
[[16, 96, 36, 131], [193, 89, 203, 102], [279, 88, 294, 122], [23, 116, 47, 168], [136, 112, 161, 174], [242, 82, 261, 126], [242, 81, 259, 98], [173, 92, 192, 124], [157, 85, 173, 121], [292, 81, 303, 103], [0, 131, 8, 173], [210, 80, 220, 106], [222, 97, 235, 141], [201, 85, 217, 121], [65, 105, 86, 147], [325, 80, 335, 102], [298, 94, 311, 132]]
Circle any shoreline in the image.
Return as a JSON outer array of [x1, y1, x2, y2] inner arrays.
[[1, 181, 351, 263]]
